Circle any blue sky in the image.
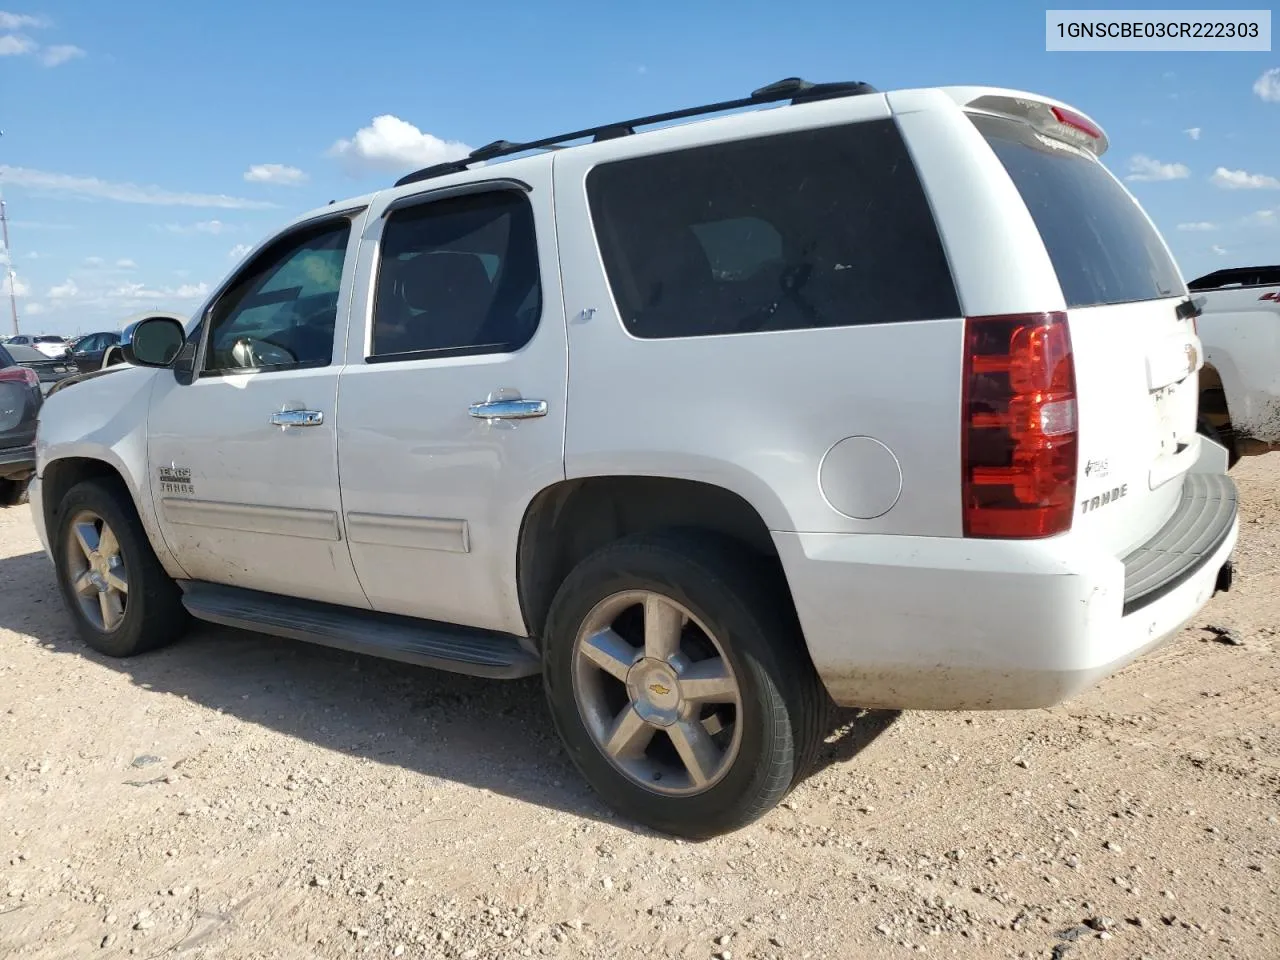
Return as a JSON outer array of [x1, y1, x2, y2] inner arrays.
[[0, 0, 1277, 336]]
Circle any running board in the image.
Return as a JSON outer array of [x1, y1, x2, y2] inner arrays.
[[179, 582, 540, 680]]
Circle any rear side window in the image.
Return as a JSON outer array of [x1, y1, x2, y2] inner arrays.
[[0, 346, 13, 368], [972, 113, 1183, 308], [371, 191, 542, 360], [586, 119, 960, 339]]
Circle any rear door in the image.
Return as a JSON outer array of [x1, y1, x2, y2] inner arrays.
[[967, 107, 1197, 557], [335, 164, 567, 635]]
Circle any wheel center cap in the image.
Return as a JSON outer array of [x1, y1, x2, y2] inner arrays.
[[626, 658, 681, 726]]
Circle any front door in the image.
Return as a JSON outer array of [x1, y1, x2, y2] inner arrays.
[[147, 210, 370, 608], [336, 166, 567, 635]]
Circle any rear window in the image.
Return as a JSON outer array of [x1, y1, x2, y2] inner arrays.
[[34, 335, 65, 343], [586, 118, 960, 339], [972, 113, 1183, 309]]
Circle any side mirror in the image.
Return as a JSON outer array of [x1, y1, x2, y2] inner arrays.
[[121, 316, 185, 368]]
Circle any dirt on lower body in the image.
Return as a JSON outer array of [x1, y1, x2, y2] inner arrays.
[[2, 457, 1278, 959]]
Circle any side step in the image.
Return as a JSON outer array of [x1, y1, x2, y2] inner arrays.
[[180, 582, 540, 680]]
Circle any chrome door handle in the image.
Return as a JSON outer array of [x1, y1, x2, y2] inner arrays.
[[468, 399, 548, 420], [271, 409, 324, 428]]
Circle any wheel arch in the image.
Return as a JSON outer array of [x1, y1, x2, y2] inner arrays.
[[40, 453, 185, 579], [516, 475, 787, 643]]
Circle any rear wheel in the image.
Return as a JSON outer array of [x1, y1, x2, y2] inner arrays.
[[52, 479, 189, 657], [542, 533, 826, 839]]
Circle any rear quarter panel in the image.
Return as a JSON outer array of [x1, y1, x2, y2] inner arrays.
[[551, 94, 965, 536]]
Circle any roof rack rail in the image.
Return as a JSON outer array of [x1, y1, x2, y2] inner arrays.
[[393, 76, 878, 188]]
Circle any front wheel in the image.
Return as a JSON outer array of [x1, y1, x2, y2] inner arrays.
[[542, 533, 826, 839], [51, 479, 189, 657]]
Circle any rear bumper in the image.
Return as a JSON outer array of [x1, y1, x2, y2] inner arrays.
[[775, 474, 1238, 711]]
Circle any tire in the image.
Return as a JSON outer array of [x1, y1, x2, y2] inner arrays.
[[542, 532, 827, 839], [51, 478, 189, 657]]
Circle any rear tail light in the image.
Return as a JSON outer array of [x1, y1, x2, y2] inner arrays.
[[962, 312, 1078, 538], [0, 365, 40, 388]]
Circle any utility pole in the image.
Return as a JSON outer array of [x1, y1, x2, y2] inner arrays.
[[0, 128, 18, 337], [0, 196, 18, 337]]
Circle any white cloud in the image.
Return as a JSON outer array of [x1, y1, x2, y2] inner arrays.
[[243, 163, 307, 186], [0, 13, 47, 30], [1177, 222, 1217, 231], [1, 272, 29, 297], [1183, 127, 1201, 141], [115, 258, 136, 268], [161, 219, 230, 235], [25, 251, 38, 259], [11, 220, 73, 231], [0, 33, 34, 55], [228, 243, 252, 260], [48, 278, 79, 299], [1210, 166, 1280, 190], [0, 165, 276, 209], [1125, 155, 1190, 182], [24, 301, 46, 315], [1254, 68, 1280, 103], [106, 280, 208, 302], [1211, 244, 1228, 256], [329, 115, 470, 174], [40, 43, 83, 67], [1252, 209, 1278, 225], [83, 255, 105, 267]]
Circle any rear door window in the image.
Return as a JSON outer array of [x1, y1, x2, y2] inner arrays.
[[971, 113, 1183, 309], [586, 118, 960, 339]]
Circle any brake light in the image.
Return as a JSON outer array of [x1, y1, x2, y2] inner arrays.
[[1050, 106, 1102, 141], [0, 365, 39, 387], [962, 312, 1078, 538]]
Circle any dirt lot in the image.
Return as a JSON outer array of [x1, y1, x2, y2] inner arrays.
[[1, 460, 1277, 960]]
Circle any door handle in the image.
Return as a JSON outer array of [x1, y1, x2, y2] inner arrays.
[[468, 399, 548, 421], [270, 409, 324, 428]]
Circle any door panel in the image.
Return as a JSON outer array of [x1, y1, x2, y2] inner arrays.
[[147, 212, 369, 607], [337, 164, 566, 635]]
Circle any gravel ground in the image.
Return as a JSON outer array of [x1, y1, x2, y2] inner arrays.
[[1, 457, 1277, 959]]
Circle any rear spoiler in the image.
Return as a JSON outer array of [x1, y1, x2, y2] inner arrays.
[[938, 87, 1110, 158]]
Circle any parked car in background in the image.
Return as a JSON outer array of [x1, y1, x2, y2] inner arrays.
[[0, 343, 42, 506], [6, 334, 70, 359], [69, 331, 122, 373], [30, 78, 1237, 838], [1189, 265, 1280, 467], [3, 343, 77, 393]]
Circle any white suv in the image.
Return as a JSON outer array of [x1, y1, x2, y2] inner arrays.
[[29, 78, 1238, 838]]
